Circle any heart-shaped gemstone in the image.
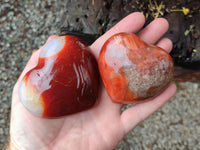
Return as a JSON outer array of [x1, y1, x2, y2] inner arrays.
[[98, 33, 174, 104], [19, 35, 99, 118]]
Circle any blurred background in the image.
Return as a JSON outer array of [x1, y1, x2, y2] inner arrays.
[[0, 0, 200, 149]]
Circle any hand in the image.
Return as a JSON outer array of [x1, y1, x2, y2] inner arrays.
[[9, 12, 177, 150]]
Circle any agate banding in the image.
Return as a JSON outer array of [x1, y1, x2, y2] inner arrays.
[[19, 35, 99, 118]]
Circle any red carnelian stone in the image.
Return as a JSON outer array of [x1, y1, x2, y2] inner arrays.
[[20, 35, 99, 118], [98, 33, 174, 104]]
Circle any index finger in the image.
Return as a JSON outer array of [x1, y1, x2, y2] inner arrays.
[[90, 12, 145, 59]]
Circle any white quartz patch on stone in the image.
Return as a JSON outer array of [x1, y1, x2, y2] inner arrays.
[[19, 80, 44, 116], [40, 36, 66, 58]]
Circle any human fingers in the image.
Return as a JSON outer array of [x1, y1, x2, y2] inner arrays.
[[120, 83, 177, 134], [138, 18, 169, 44], [156, 37, 173, 53], [90, 12, 145, 59]]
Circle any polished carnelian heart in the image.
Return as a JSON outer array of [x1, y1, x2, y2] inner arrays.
[[98, 32, 174, 104], [19, 35, 99, 118]]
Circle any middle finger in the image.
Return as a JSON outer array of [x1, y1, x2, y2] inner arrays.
[[138, 18, 169, 44]]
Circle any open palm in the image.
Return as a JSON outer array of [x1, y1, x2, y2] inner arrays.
[[10, 12, 177, 150]]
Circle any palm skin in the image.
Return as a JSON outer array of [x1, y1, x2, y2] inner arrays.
[[10, 12, 177, 150]]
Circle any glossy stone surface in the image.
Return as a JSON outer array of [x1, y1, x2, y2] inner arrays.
[[98, 33, 174, 104], [19, 35, 99, 118]]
